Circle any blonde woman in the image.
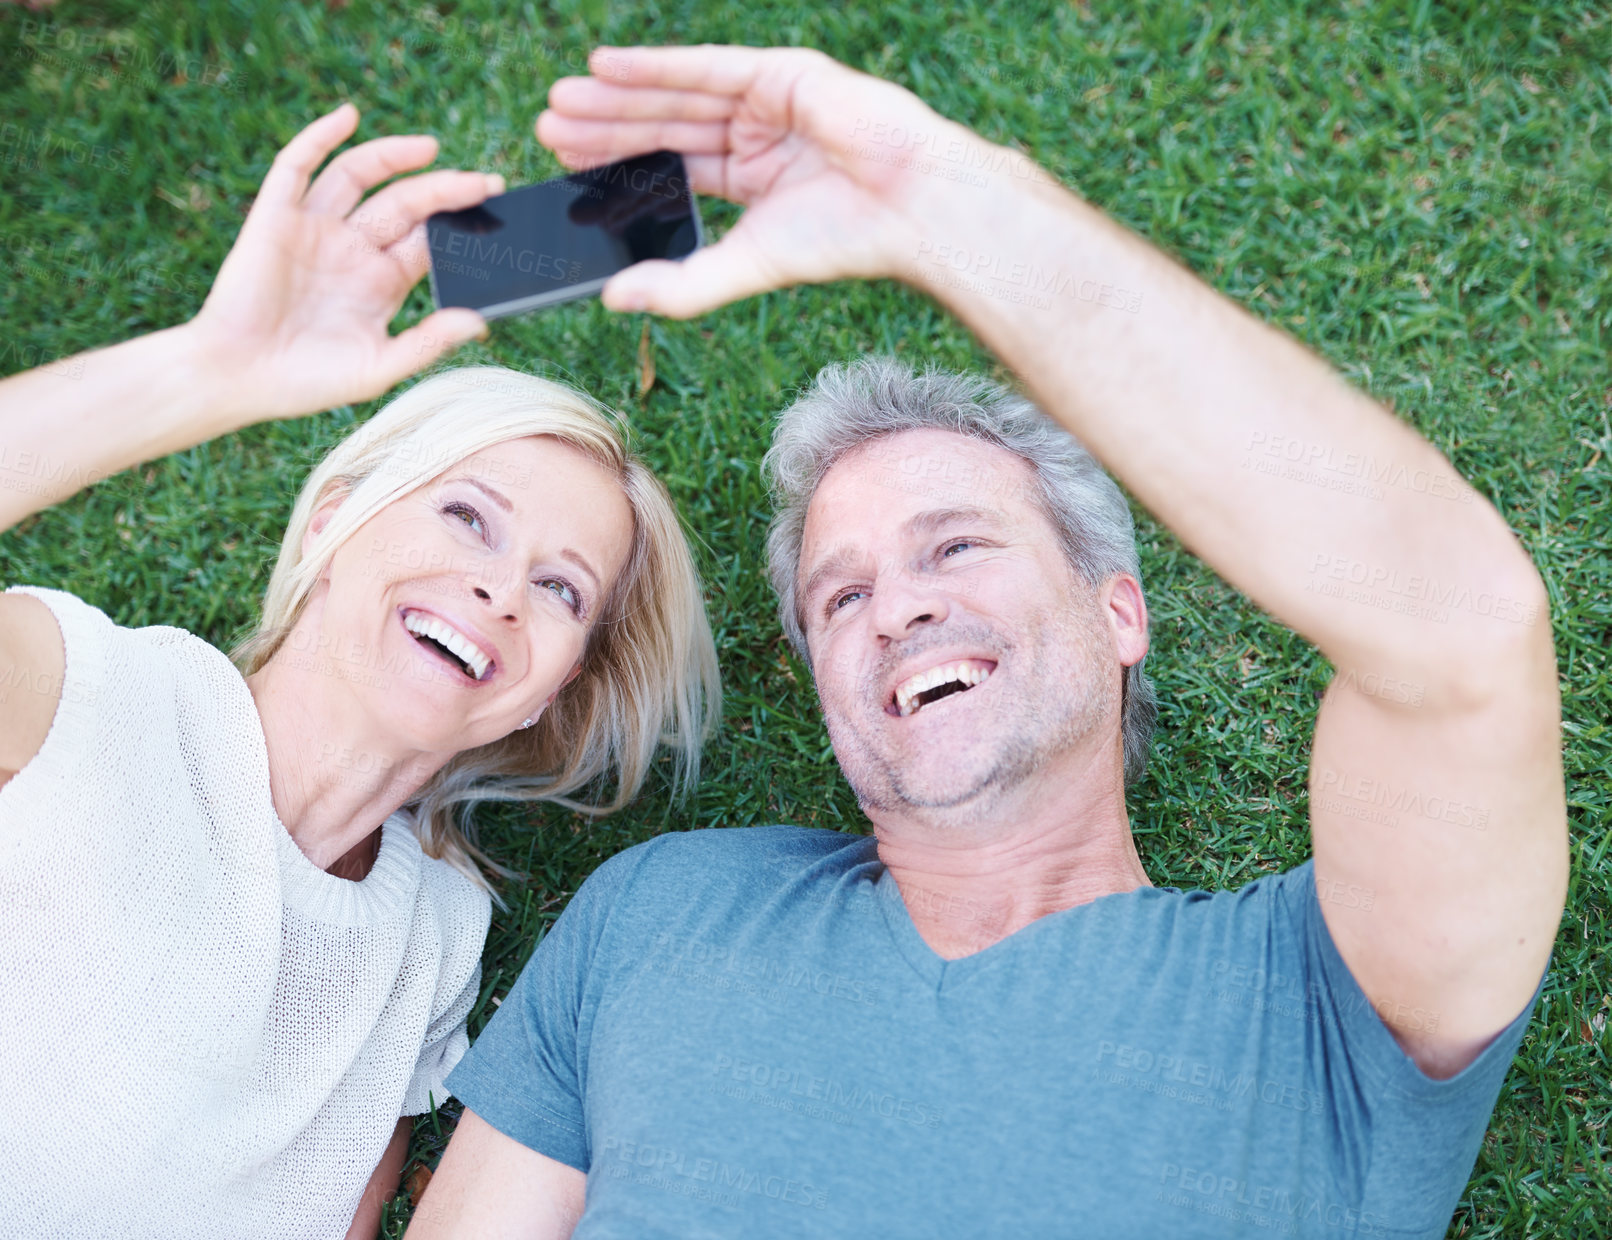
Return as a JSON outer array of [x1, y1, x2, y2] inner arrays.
[[0, 105, 718, 1237]]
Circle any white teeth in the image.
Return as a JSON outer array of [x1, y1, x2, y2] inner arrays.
[[402, 610, 491, 681], [893, 661, 993, 717]]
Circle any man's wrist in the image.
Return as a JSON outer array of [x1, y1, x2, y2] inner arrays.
[[888, 137, 1153, 328]]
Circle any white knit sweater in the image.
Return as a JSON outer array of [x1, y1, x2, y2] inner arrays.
[[0, 585, 492, 1238]]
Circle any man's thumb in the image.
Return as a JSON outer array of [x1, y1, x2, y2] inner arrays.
[[602, 239, 778, 319]]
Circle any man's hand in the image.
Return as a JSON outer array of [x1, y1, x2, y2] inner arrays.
[[187, 102, 500, 426], [536, 45, 990, 318]]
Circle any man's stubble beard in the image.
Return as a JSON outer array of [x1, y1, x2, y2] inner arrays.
[[821, 598, 1117, 822]]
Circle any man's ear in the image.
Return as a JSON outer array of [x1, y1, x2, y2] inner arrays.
[[1104, 574, 1150, 669]]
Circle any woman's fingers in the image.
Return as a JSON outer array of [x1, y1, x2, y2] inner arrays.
[[257, 102, 362, 209], [303, 133, 441, 217], [348, 168, 505, 256], [545, 77, 738, 123], [376, 308, 488, 390], [536, 113, 731, 163]]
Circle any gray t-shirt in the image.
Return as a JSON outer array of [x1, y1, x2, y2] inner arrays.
[[447, 826, 1543, 1238]]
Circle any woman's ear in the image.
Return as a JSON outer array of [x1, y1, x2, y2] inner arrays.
[[544, 663, 584, 707], [300, 485, 351, 564]]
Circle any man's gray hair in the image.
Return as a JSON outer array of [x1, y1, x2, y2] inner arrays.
[[762, 356, 1158, 786]]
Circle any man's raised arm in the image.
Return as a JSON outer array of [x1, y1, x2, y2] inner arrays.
[[537, 43, 1567, 1079]]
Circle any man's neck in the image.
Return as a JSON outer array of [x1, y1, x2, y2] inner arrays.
[[870, 772, 1150, 960]]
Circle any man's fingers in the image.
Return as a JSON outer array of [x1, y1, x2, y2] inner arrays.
[[601, 235, 779, 320], [347, 169, 505, 254], [678, 153, 732, 199], [257, 102, 361, 209], [537, 113, 731, 163], [585, 44, 776, 95], [303, 133, 440, 217], [546, 77, 738, 123]]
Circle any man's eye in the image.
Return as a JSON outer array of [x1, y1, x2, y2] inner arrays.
[[540, 577, 582, 615], [444, 501, 486, 538], [831, 589, 866, 612], [942, 540, 973, 557]]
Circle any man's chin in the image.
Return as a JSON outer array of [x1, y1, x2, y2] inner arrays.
[[851, 754, 1014, 815]]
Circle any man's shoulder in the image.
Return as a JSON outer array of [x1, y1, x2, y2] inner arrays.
[[605, 824, 872, 891]]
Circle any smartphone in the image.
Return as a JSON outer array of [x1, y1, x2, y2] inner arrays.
[[425, 149, 702, 320]]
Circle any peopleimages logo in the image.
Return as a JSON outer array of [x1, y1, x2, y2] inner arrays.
[[1093, 1041, 1325, 1116], [709, 1052, 945, 1128], [1157, 1163, 1389, 1237], [1306, 553, 1540, 626], [1314, 769, 1489, 831], [430, 232, 584, 282], [579, 162, 686, 200], [654, 933, 881, 1007], [597, 1137, 828, 1210]]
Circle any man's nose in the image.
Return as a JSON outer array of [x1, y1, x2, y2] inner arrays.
[[869, 569, 951, 640]]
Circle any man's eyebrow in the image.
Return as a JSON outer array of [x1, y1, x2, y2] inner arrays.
[[799, 507, 1006, 607], [904, 505, 1003, 536], [802, 546, 863, 609]]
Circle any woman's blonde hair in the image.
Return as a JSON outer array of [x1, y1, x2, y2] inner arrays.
[[229, 365, 721, 900]]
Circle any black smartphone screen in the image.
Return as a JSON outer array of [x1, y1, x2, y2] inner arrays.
[[425, 149, 701, 320]]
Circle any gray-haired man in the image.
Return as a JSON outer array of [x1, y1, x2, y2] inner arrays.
[[413, 43, 1565, 1240]]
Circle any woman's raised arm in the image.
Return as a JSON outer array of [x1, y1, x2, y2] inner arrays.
[[0, 102, 501, 539]]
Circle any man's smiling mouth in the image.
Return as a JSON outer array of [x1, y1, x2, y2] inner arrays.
[[890, 659, 997, 717]]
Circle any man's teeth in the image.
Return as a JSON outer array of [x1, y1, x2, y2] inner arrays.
[[402, 610, 491, 681], [894, 662, 992, 717]]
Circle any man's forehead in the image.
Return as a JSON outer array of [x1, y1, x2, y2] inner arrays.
[[804, 428, 1038, 538]]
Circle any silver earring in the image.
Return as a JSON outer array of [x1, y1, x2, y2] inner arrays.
[[518, 717, 536, 729]]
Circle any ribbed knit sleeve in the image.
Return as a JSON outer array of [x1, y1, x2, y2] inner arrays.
[[402, 857, 493, 1116]]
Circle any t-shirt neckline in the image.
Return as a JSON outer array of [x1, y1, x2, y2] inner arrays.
[[871, 861, 1171, 992]]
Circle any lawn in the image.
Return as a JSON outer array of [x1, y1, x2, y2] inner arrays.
[[1, 0, 1608, 1235]]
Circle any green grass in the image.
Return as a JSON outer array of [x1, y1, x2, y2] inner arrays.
[[2, 1, 1608, 1235]]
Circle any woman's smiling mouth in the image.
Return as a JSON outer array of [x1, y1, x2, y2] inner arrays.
[[399, 607, 497, 684]]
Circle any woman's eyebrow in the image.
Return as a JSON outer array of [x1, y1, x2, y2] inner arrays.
[[558, 547, 602, 593], [447, 474, 600, 590], [451, 475, 514, 514]]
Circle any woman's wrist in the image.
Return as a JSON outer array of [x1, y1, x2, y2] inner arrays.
[[163, 317, 265, 434]]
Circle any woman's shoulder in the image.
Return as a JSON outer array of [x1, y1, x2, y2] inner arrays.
[[411, 836, 494, 933], [3, 582, 231, 676]]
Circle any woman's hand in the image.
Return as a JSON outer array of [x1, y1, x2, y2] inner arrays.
[[535, 45, 983, 319], [187, 102, 501, 424]]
